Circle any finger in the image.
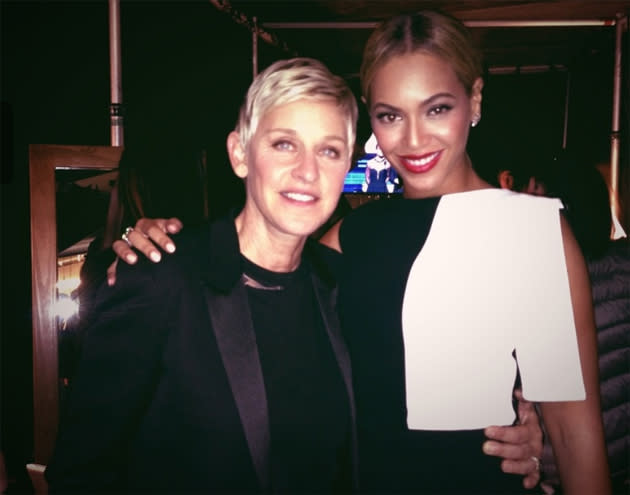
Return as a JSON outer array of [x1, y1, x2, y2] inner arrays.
[[126, 228, 162, 262], [500, 459, 541, 489], [107, 258, 119, 286], [133, 218, 177, 254], [483, 438, 531, 461], [165, 217, 183, 234], [135, 218, 168, 235], [500, 457, 540, 476], [134, 217, 183, 236], [144, 224, 176, 254], [515, 389, 537, 424], [485, 424, 529, 446], [112, 239, 138, 265], [524, 472, 541, 491]]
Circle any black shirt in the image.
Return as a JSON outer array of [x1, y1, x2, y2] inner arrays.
[[243, 256, 352, 494]]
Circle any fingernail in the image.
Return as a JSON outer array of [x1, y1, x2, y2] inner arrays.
[[126, 253, 137, 263], [107, 277, 114, 286], [166, 242, 175, 253], [150, 251, 161, 262], [482, 442, 495, 455]]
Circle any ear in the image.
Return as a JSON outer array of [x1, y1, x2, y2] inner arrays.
[[227, 131, 248, 179], [498, 170, 515, 190], [470, 77, 484, 120]]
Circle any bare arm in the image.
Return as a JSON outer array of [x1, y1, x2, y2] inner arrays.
[[109, 214, 336, 285], [537, 215, 610, 494], [109, 214, 341, 285]]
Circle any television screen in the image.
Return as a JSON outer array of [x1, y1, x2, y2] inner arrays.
[[342, 133, 403, 194]]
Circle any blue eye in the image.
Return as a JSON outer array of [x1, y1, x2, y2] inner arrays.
[[273, 140, 294, 151], [322, 147, 341, 159]]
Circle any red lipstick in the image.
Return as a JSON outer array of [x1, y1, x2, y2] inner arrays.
[[399, 150, 442, 174]]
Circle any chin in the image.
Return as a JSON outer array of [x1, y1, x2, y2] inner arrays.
[[281, 220, 324, 239], [407, 168, 459, 197], [403, 180, 440, 198]]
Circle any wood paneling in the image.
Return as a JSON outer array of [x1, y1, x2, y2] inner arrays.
[[29, 144, 122, 464]]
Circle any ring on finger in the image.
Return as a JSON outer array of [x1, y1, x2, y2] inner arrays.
[[121, 226, 134, 247], [531, 456, 541, 472]]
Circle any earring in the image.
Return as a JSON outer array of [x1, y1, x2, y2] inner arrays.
[[471, 114, 481, 128]]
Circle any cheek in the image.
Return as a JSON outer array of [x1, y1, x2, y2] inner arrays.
[[432, 116, 470, 148], [329, 166, 351, 190], [371, 125, 397, 155], [250, 151, 284, 183], [320, 163, 350, 195]]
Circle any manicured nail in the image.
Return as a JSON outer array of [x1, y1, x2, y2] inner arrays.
[[150, 251, 161, 262], [482, 442, 496, 455], [166, 242, 175, 253], [126, 253, 138, 263]]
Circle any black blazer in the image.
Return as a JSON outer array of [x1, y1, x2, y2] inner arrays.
[[45, 213, 358, 493]]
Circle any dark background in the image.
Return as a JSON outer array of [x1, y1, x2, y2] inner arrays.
[[1, 1, 628, 492], [1, 1, 285, 490]]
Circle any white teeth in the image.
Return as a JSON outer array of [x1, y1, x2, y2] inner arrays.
[[407, 151, 439, 166], [285, 192, 315, 202]]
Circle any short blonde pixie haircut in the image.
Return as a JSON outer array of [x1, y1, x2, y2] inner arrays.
[[360, 10, 484, 105], [235, 57, 358, 157]]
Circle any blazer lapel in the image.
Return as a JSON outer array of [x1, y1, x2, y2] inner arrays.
[[311, 273, 360, 491], [204, 281, 271, 492]]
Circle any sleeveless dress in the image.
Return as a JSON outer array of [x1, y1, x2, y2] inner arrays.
[[338, 189, 585, 494]]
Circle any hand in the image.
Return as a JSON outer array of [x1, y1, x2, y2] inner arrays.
[[107, 217, 183, 286], [483, 389, 543, 490]]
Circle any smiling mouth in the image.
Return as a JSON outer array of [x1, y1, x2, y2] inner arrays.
[[399, 150, 442, 173], [282, 191, 317, 203]]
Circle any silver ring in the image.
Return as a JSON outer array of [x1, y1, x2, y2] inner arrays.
[[121, 226, 134, 247], [531, 456, 541, 472]]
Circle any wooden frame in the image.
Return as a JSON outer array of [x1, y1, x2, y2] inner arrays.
[[29, 144, 123, 464]]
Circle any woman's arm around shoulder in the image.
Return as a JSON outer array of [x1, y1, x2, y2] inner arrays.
[[539, 214, 611, 495]]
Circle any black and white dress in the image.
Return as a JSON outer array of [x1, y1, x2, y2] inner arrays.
[[338, 188, 585, 494]]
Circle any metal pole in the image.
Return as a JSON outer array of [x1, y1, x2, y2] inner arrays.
[[252, 16, 258, 77], [562, 71, 571, 149], [262, 19, 617, 29], [609, 13, 626, 234], [109, 0, 124, 147]]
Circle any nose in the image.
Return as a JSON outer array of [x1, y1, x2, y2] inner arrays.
[[293, 151, 319, 183], [404, 116, 427, 149]]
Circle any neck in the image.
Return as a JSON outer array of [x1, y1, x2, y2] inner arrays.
[[234, 212, 306, 273], [403, 156, 492, 199]]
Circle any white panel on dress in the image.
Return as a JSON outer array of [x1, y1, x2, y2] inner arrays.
[[401, 189, 585, 431]]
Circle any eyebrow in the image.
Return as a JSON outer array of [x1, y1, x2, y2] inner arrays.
[[265, 128, 347, 143], [372, 92, 456, 112]]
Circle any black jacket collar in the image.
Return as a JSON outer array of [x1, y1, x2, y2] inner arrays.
[[200, 210, 339, 293]]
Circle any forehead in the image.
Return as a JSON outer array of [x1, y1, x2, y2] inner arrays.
[[256, 98, 348, 137], [370, 52, 465, 104]]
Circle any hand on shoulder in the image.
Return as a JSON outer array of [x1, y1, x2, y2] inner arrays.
[[108, 217, 183, 286]]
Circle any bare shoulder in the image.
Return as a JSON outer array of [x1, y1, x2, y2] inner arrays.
[[318, 219, 343, 253], [558, 211, 597, 346], [559, 213, 589, 282]]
